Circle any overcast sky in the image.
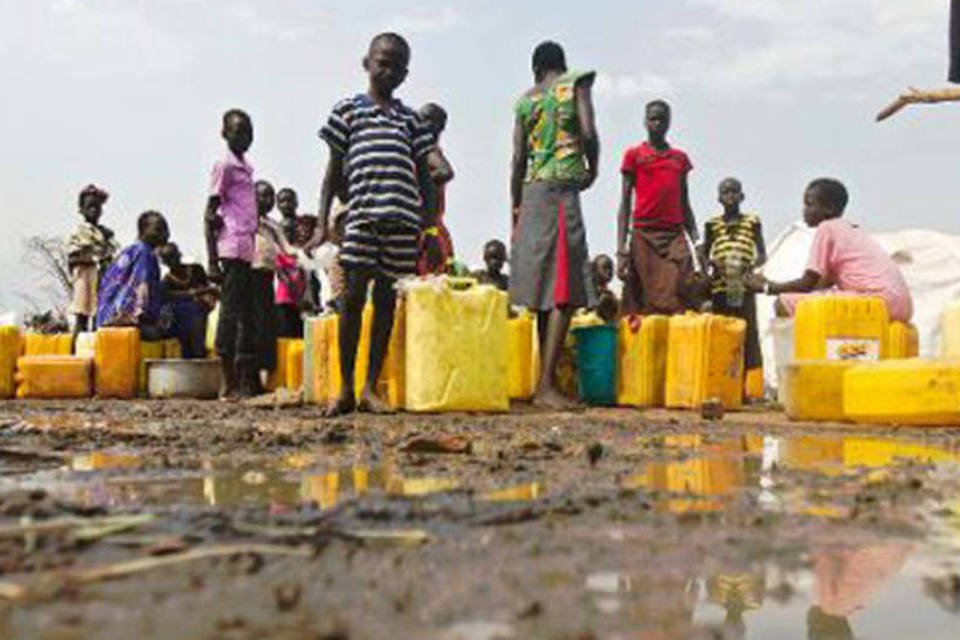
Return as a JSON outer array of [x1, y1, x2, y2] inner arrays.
[[1, 0, 958, 312]]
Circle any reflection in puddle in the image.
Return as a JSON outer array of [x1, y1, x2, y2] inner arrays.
[[1, 451, 544, 513], [71, 451, 142, 472], [621, 433, 960, 518], [445, 620, 513, 640], [586, 545, 960, 639]]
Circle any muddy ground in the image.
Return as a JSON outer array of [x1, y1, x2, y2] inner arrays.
[[0, 401, 958, 639]]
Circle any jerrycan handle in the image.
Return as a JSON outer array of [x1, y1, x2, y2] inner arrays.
[[445, 277, 478, 291]]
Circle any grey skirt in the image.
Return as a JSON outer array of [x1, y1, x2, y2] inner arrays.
[[510, 182, 596, 311]]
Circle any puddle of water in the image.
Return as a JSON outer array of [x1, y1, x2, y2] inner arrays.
[[444, 620, 513, 640], [622, 433, 960, 517], [585, 548, 960, 638], [1, 450, 545, 512]]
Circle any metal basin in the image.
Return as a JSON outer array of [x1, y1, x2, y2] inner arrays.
[[145, 359, 221, 400]]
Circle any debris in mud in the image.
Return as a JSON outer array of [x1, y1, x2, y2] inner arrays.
[[924, 573, 960, 613], [400, 433, 472, 455], [586, 442, 605, 467], [273, 582, 302, 612]]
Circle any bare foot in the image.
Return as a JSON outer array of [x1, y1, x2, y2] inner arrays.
[[532, 386, 580, 411], [323, 392, 357, 418], [357, 388, 396, 415]]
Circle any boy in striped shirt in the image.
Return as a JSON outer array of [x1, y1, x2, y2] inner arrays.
[[314, 32, 452, 416]]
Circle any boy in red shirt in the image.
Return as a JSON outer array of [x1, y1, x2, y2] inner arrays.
[[618, 100, 698, 315]]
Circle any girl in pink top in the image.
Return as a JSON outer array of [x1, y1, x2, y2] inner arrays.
[[752, 178, 913, 322]]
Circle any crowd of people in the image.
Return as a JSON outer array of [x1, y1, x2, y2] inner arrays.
[[62, 33, 914, 413]]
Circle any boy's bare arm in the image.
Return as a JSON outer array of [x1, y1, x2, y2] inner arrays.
[[509, 114, 528, 231], [680, 175, 698, 242], [575, 79, 599, 190], [309, 149, 345, 251], [204, 196, 222, 279], [427, 148, 454, 185], [761, 269, 822, 295], [753, 221, 768, 267], [416, 154, 439, 229], [617, 173, 634, 281]]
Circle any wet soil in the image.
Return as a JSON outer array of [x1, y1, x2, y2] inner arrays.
[[0, 400, 958, 639]]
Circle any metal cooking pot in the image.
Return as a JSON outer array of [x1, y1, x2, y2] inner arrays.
[[145, 359, 221, 400]]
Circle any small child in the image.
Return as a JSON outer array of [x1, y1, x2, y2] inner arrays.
[[158, 242, 217, 359], [618, 100, 698, 315], [314, 32, 447, 416], [591, 254, 619, 323], [67, 184, 118, 339], [474, 239, 509, 291], [416, 102, 456, 275], [753, 178, 913, 322], [702, 178, 766, 381], [277, 188, 300, 245], [251, 180, 299, 388], [205, 108, 258, 398], [275, 188, 307, 338]]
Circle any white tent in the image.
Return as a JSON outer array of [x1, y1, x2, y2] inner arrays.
[[758, 222, 960, 388]]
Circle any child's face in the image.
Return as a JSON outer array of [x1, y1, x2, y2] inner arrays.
[[159, 245, 181, 269], [593, 256, 614, 286], [142, 215, 170, 248], [718, 180, 744, 212], [803, 186, 837, 228], [256, 183, 275, 216], [295, 218, 316, 246], [80, 195, 103, 224], [419, 106, 447, 137], [364, 40, 409, 95], [222, 114, 253, 157], [484, 244, 506, 274], [277, 191, 298, 218], [645, 105, 671, 139]]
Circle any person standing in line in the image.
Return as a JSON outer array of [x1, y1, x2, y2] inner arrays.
[[618, 100, 699, 315], [311, 32, 451, 416], [701, 178, 766, 391], [510, 40, 599, 409], [67, 184, 118, 341], [204, 108, 259, 398]]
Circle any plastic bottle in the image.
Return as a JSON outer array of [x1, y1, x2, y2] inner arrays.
[[725, 256, 745, 309]]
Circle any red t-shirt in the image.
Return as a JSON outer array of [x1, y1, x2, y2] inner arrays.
[[620, 142, 692, 229]]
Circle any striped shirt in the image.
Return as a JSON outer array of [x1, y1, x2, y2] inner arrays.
[[704, 213, 763, 294], [319, 94, 435, 229]]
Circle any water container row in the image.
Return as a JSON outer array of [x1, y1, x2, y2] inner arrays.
[[783, 359, 960, 426], [0, 327, 183, 400]]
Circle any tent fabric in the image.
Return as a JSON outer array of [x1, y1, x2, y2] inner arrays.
[[758, 222, 960, 389]]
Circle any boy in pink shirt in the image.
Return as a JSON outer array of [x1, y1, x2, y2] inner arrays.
[[753, 178, 913, 322], [205, 108, 259, 398]]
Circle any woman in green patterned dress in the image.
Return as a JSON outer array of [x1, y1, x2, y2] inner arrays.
[[510, 40, 599, 409]]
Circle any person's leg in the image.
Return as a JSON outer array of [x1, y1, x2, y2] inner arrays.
[[533, 305, 577, 410], [72, 314, 88, 343], [358, 274, 397, 414], [537, 311, 550, 350], [215, 259, 241, 397], [233, 262, 258, 397], [325, 267, 371, 416], [251, 270, 277, 389]]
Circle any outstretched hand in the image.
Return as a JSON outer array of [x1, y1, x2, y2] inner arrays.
[[744, 272, 767, 293]]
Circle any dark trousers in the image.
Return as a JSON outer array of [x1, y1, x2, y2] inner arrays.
[[215, 259, 255, 360], [712, 292, 762, 371], [251, 269, 278, 370], [276, 304, 303, 338]]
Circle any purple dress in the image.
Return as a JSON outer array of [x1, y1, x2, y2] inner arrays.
[[96, 241, 161, 328]]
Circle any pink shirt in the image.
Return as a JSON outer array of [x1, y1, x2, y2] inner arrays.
[[209, 151, 257, 263], [805, 218, 913, 321]]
